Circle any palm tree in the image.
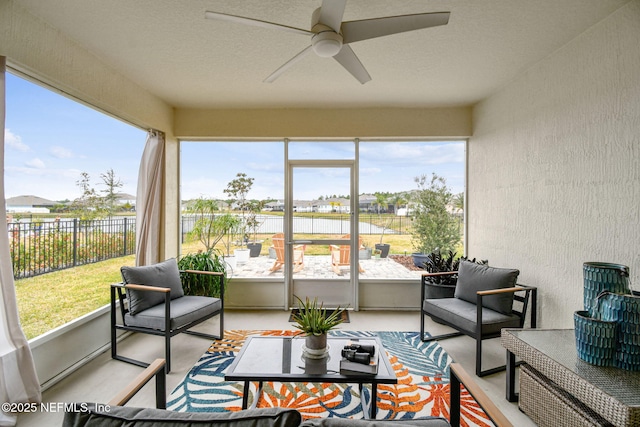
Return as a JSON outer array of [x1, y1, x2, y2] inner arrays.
[[373, 193, 388, 214], [390, 194, 407, 215]]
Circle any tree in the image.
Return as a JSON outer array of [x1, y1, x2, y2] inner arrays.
[[390, 194, 407, 215], [71, 172, 103, 221], [453, 192, 464, 214], [187, 197, 239, 255], [410, 173, 460, 254], [373, 193, 388, 214], [100, 168, 123, 216], [223, 173, 255, 247]]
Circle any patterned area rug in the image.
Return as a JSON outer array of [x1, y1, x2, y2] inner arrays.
[[167, 330, 494, 427]]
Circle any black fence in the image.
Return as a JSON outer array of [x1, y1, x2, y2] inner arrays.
[[8, 214, 411, 279], [8, 218, 136, 279], [181, 214, 412, 242]]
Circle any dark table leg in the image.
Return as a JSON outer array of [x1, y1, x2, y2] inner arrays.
[[370, 382, 377, 419], [506, 350, 518, 402], [450, 369, 461, 427], [242, 382, 250, 409]]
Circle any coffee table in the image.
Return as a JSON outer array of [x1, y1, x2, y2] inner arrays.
[[225, 335, 397, 419]]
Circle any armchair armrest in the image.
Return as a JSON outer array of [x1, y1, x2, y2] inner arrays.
[[124, 283, 171, 293], [476, 285, 536, 296], [108, 358, 166, 408], [449, 363, 512, 427], [181, 270, 224, 277]]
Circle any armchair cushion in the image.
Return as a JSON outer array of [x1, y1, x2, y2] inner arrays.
[[121, 259, 184, 315], [124, 295, 222, 331], [423, 298, 521, 336], [454, 260, 519, 315]]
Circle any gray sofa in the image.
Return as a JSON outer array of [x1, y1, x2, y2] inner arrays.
[[62, 359, 509, 427]]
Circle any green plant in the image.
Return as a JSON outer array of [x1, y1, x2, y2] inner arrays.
[[223, 173, 255, 248], [423, 249, 487, 286], [291, 296, 345, 336], [177, 249, 227, 297], [410, 173, 461, 254], [246, 200, 267, 243], [187, 197, 240, 255]]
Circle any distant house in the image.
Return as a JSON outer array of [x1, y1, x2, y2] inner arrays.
[[6, 195, 57, 213], [316, 198, 350, 213], [115, 193, 136, 209]]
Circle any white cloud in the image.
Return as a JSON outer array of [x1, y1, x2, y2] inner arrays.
[[49, 146, 74, 158], [25, 158, 46, 169], [4, 129, 30, 151]]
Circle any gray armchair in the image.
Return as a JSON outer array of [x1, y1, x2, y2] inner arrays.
[[421, 260, 537, 377], [111, 258, 224, 373]]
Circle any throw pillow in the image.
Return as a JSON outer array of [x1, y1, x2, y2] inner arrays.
[[121, 258, 185, 315], [454, 260, 519, 315]]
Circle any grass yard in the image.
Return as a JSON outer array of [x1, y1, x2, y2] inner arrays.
[[16, 255, 135, 339]]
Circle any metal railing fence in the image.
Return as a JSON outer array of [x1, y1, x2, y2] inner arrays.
[[8, 214, 411, 279], [181, 214, 412, 242], [8, 217, 136, 279]]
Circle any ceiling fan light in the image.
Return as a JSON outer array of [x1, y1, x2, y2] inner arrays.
[[311, 31, 343, 57]]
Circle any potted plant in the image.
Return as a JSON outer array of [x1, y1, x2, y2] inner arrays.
[[223, 173, 255, 263], [422, 249, 487, 299], [291, 295, 346, 358], [245, 200, 266, 257], [410, 173, 460, 267], [374, 217, 393, 258], [359, 241, 372, 260], [177, 248, 229, 297], [186, 197, 240, 256]]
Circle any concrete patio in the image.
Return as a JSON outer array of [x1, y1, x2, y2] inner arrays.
[[226, 255, 422, 280]]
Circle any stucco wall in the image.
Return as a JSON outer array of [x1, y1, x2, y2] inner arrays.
[[468, 1, 640, 328]]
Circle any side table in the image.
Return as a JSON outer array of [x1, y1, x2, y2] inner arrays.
[[501, 328, 640, 427]]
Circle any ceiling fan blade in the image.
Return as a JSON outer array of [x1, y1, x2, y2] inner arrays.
[[341, 12, 450, 44], [264, 46, 314, 83], [333, 45, 371, 84], [205, 11, 311, 36], [319, 0, 347, 32]]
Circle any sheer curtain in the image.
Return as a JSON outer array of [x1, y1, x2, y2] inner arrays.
[[135, 129, 165, 266], [0, 57, 41, 426]]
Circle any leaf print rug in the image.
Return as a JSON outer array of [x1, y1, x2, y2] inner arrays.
[[167, 330, 494, 427]]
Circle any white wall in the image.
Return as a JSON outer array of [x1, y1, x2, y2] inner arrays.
[[468, 1, 640, 328]]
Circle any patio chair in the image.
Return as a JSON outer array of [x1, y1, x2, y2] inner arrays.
[[111, 258, 224, 373], [269, 233, 305, 273], [330, 234, 365, 275], [420, 260, 537, 377]]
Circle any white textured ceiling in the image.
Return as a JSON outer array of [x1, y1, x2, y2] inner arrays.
[[16, 0, 629, 109]]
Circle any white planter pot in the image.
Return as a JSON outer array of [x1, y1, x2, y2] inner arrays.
[[234, 249, 250, 264]]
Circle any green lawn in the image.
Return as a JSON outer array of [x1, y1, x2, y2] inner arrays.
[[16, 255, 135, 339]]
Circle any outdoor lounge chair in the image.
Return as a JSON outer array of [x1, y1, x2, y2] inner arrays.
[[420, 260, 537, 377], [111, 258, 224, 373], [330, 234, 365, 275], [269, 233, 306, 273]]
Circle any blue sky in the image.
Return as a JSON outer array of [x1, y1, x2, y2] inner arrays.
[[5, 73, 465, 203]]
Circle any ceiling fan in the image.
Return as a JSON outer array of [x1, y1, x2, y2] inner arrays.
[[205, 0, 450, 84]]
